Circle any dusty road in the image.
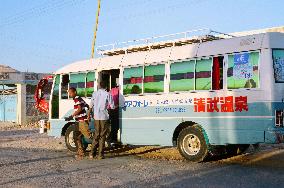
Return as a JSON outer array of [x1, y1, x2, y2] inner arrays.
[[0, 126, 284, 188]]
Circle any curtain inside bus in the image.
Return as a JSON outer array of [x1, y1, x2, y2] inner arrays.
[[86, 72, 95, 97], [170, 60, 195, 92], [195, 58, 212, 90], [70, 73, 86, 97], [272, 49, 284, 83], [123, 67, 143, 95], [212, 56, 224, 90], [144, 64, 165, 93]]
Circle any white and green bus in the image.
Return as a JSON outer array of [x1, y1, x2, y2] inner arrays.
[[39, 29, 284, 162]]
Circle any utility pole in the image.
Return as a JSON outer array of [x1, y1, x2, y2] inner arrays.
[[91, 0, 101, 59]]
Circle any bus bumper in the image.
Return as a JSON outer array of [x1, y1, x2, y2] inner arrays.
[[265, 129, 284, 143], [47, 119, 68, 137]]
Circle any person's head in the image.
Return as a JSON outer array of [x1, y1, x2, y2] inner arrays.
[[99, 81, 107, 89], [68, 87, 77, 98]]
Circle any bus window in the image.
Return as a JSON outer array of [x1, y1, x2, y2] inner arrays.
[[170, 60, 195, 92], [61, 74, 69, 99], [227, 51, 259, 89], [195, 58, 212, 90], [70, 73, 86, 97], [144, 64, 165, 93], [212, 56, 224, 90], [51, 75, 60, 119], [86, 72, 95, 97], [272, 49, 284, 83], [123, 66, 143, 95]]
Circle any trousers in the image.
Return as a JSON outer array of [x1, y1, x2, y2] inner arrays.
[[90, 120, 110, 156], [74, 121, 91, 154]]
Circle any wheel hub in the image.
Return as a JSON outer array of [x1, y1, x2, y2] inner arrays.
[[182, 134, 201, 156]]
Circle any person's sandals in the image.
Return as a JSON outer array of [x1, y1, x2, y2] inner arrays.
[[89, 154, 94, 160], [96, 155, 105, 160]]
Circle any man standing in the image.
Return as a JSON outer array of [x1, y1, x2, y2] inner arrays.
[[88, 81, 115, 159], [66, 87, 91, 160], [108, 81, 120, 144]]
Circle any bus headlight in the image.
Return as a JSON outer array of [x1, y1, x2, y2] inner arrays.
[[46, 121, 51, 130]]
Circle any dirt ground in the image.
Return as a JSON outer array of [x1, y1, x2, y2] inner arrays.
[[1, 123, 284, 188]]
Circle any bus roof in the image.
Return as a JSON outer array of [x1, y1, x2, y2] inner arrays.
[[54, 32, 284, 75]]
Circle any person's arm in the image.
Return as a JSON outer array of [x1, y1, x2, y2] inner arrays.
[[87, 107, 93, 121], [88, 94, 95, 121], [72, 105, 82, 117]]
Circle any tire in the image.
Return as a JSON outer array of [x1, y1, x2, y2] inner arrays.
[[177, 125, 208, 162], [65, 124, 77, 152], [226, 144, 250, 156], [65, 124, 88, 152], [238, 144, 250, 154]]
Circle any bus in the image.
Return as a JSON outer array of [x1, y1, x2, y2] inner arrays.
[[38, 29, 284, 162]]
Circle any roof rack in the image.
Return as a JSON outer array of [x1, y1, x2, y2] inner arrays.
[[96, 28, 235, 56]]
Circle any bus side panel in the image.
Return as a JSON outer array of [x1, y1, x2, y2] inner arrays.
[[120, 117, 271, 146], [200, 118, 270, 145], [120, 118, 182, 146], [121, 102, 274, 146]]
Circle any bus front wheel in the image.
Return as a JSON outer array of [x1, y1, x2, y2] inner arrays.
[[177, 126, 208, 162], [65, 124, 88, 152]]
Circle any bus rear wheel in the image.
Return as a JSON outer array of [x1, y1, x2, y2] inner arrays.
[[65, 124, 88, 152], [177, 126, 208, 162], [226, 144, 250, 156]]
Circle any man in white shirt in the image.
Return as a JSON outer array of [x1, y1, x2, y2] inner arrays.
[[88, 81, 115, 159]]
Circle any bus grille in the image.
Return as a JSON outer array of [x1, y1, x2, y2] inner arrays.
[[275, 110, 284, 127]]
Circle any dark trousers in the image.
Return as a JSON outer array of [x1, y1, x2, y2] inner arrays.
[[90, 120, 110, 156], [109, 108, 119, 142]]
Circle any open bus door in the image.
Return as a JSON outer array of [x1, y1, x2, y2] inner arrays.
[[34, 75, 53, 114]]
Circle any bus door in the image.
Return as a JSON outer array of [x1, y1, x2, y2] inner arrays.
[[98, 69, 121, 143], [98, 69, 120, 91]]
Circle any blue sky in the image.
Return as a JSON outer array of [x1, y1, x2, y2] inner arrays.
[[0, 0, 284, 73]]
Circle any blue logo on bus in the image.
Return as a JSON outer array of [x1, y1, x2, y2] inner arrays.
[[234, 53, 249, 65]]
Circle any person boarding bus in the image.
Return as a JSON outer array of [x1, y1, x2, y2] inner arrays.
[[88, 81, 115, 159]]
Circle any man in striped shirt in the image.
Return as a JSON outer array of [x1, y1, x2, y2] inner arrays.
[[68, 87, 91, 160]]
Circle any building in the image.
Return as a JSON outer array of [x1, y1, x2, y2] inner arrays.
[[0, 65, 49, 125]]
